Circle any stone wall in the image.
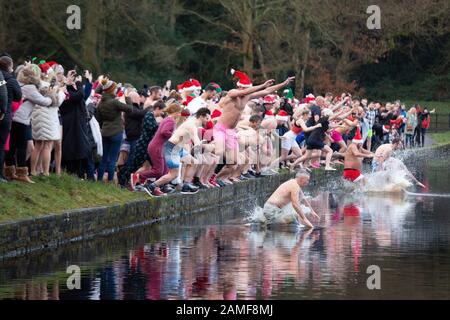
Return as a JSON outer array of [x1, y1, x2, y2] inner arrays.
[[0, 170, 342, 259]]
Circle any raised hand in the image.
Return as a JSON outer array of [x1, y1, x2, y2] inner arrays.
[[284, 76, 295, 86], [264, 79, 275, 87]]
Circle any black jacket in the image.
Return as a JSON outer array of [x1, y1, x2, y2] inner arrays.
[[59, 82, 91, 161], [0, 71, 7, 116], [124, 103, 148, 141], [0, 70, 22, 118]]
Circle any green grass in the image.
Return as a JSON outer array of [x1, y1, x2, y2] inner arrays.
[[0, 174, 147, 224], [430, 131, 450, 146], [402, 100, 450, 115]]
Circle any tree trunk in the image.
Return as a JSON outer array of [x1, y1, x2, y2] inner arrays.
[[168, 0, 178, 33], [82, 0, 104, 73], [298, 28, 311, 97], [256, 44, 268, 79]]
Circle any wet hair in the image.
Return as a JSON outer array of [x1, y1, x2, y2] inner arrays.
[[296, 169, 310, 179], [392, 137, 402, 145], [153, 101, 166, 110], [249, 115, 262, 123], [164, 103, 182, 115], [149, 86, 162, 95], [195, 107, 211, 119]]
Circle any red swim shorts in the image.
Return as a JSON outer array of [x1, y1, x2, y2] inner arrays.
[[343, 169, 364, 182]]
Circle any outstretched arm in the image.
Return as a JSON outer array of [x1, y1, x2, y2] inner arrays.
[[227, 79, 274, 98], [249, 77, 295, 99], [291, 187, 313, 229]]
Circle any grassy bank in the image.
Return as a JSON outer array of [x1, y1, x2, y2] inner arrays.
[[0, 174, 146, 224], [402, 100, 450, 115], [430, 131, 450, 145]]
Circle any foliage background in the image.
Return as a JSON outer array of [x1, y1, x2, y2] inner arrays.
[[1, 0, 449, 100]]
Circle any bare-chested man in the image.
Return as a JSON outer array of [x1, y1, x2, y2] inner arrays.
[[145, 107, 211, 196], [372, 138, 401, 172], [214, 69, 295, 182], [263, 170, 320, 229], [343, 129, 374, 182]]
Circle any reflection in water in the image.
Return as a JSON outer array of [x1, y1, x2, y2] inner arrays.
[[1, 158, 450, 300]]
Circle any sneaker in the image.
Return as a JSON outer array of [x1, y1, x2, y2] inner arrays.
[[241, 173, 253, 179], [194, 181, 208, 189], [152, 187, 167, 197], [181, 183, 200, 194], [143, 182, 166, 197], [161, 184, 176, 194], [136, 184, 155, 197], [239, 175, 250, 181], [216, 179, 227, 188], [247, 170, 257, 177]]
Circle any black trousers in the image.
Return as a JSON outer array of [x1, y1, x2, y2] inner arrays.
[[5, 121, 28, 167], [63, 159, 88, 179], [0, 114, 12, 178]]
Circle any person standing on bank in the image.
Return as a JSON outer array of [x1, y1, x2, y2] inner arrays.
[[95, 78, 133, 183], [0, 59, 11, 183]]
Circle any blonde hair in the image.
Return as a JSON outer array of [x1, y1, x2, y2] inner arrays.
[[17, 64, 41, 87], [408, 107, 416, 115]]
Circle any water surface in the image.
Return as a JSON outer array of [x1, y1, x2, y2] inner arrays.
[[1, 152, 449, 300]]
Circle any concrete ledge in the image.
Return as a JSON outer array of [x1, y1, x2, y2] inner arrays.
[[0, 170, 342, 259]]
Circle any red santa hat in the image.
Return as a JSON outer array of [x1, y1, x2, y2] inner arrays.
[[178, 80, 194, 93], [190, 78, 202, 91], [211, 109, 222, 119], [276, 110, 290, 122], [231, 69, 252, 88], [305, 94, 316, 104], [353, 128, 363, 144], [265, 110, 275, 120], [263, 95, 276, 104]]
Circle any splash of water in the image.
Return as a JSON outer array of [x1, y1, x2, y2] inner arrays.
[[362, 157, 413, 193], [244, 203, 311, 226]]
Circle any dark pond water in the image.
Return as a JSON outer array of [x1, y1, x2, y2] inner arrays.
[[0, 152, 449, 300]]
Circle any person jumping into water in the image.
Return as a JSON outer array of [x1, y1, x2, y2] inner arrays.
[[343, 128, 374, 183], [372, 137, 402, 172], [263, 169, 320, 229]]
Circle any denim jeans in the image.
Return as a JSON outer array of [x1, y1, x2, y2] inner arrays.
[[98, 132, 123, 182], [125, 139, 138, 169]]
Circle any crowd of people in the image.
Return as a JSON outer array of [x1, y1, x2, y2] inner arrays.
[[0, 52, 435, 196]]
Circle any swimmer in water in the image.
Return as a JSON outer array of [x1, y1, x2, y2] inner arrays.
[[372, 138, 402, 172], [263, 170, 320, 229]]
